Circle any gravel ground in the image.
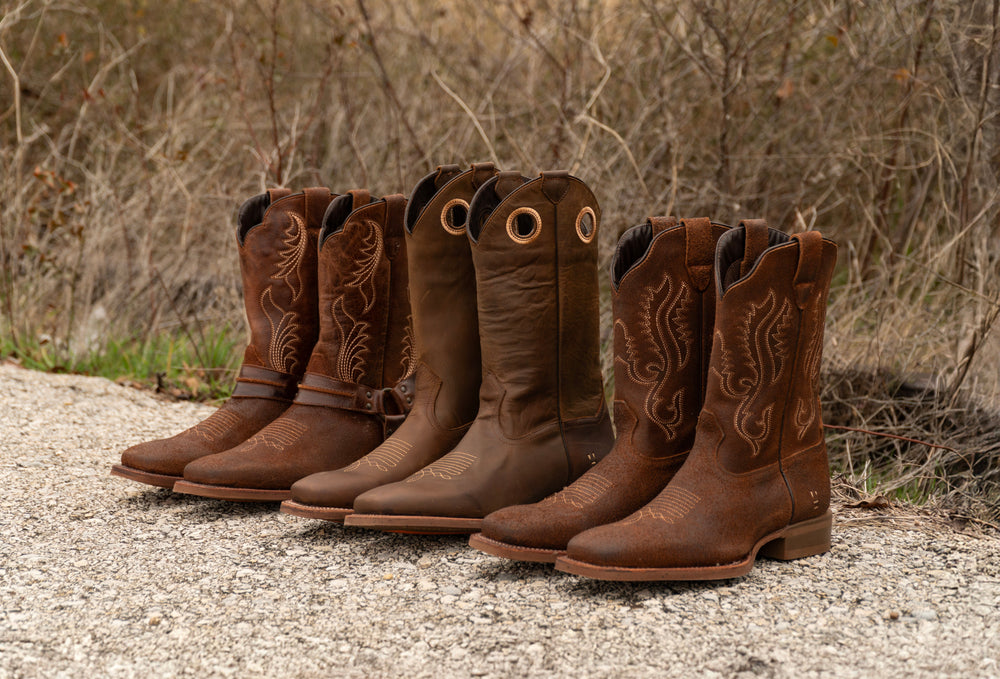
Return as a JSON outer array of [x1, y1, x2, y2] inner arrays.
[[2, 362, 999, 679]]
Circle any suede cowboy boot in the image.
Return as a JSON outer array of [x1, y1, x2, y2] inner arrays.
[[470, 217, 729, 562], [173, 191, 415, 501], [346, 171, 614, 533], [111, 188, 333, 488], [282, 164, 498, 521], [557, 221, 837, 580]]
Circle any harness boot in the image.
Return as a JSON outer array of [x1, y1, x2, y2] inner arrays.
[[470, 217, 729, 562], [173, 192, 415, 501], [281, 163, 497, 521], [556, 221, 837, 580], [111, 188, 333, 488], [345, 171, 615, 533]]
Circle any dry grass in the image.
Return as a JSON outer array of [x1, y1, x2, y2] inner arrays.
[[2, 0, 999, 519]]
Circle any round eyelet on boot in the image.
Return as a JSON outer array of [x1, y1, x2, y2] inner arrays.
[[441, 199, 470, 235], [576, 207, 597, 243], [506, 207, 542, 244]]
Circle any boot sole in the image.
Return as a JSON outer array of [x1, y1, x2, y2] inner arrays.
[[554, 510, 833, 581], [344, 513, 483, 534], [172, 480, 290, 502], [468, 533, 565, 563], [110, 464, 181, 489], [279, 500, 353, 522]]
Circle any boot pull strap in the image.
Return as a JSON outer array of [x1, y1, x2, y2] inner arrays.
[[435, 164, 461, 188], [495, 171, 526, 199], [541, 170, 571, 204], [266, 187, 293, 203], [347, 189, 371, 210], [738, 219, 770, 277], [792, 230, 823, 308], [646, 216, 678, 234], [470, 162, 497, 188], [382, 193, 408, 245], [680, 217, 715, 291], [303, 187, 333, 226]]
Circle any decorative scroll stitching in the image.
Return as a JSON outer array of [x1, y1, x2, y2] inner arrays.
[[330, 297, 370, 384], [349, 220, 385, 313], [343, 438, 412, 473], [244, 418, 307, 450], [543, 473, 613, 509], [711, 290, 793, 457], [406, 451, 476, 482], [623, 486, 700, 525], [400, 313, 416, 379], [261, 288, 302, 374], [794, 301, 824, 440], [274, 213, 308, 301], [190, 409, 241, 442], [614, 274, 695, 441]]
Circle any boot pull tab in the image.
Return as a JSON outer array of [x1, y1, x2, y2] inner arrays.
[[470, 162, 497, 188], [792, 231, 823, 308], [266, 187, 293, 203], [680, 217, 715, 291], [382, 194, 407, 245], [495, 171, 526, 199], [303, 187, 333, 226], [435, 164, 461, 188], [738, 219, 770, 277], [346, 189, 371, 211], [540, 170, 571, 204], [646, 216, 678, 234]]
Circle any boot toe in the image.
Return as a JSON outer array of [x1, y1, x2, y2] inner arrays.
[[120, 439, 189, 477], [353, 480, 481, 517], [565, 522, 647, 568], [481, 504, 579, 551], [290, 470, 375, 508]]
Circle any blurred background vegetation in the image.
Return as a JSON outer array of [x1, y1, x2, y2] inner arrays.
[[1, 0, 999, 521]]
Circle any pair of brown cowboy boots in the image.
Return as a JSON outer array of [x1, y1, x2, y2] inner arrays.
[[112, 187, 416, 500], [469, 217, 838, 581], [112, 164, 615, 532]]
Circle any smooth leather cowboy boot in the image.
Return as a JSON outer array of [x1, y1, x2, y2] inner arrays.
[[345, 171, 615, 533], [111, 188, 333, 488], [556, 220, 837, 581], [470, 217, 730, 562], [172, 191, 415, 501], [281, 163, 498, 521]]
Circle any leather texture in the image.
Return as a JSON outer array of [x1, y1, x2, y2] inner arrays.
[[115, 188, 332, 482], [563, 221, 838, 573], [287, 164, 497, 513], [349, 171, 615, 528], [476, 218, 730, 557], [179, 192, 416, 493]]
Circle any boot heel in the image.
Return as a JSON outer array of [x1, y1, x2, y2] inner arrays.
[[760, 510, 832, 561]]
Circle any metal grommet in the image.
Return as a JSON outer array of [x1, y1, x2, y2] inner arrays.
[[365, 391, 372, 398], [400, 384, 407, 393], [575, 206, 597, 243], [440, 198, 470, 236], [365, 403, 373, 410], [505, 207, 542, 244], [406, 396, 412, 404]]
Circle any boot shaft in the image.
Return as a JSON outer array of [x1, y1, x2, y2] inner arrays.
[[405, 163, 497, 429], [468, 170, 604, 436], [611, 217, 729, 456], [236, 187, 334, 377], [305, 191, 412, 390], [703, 220, 838, 473]]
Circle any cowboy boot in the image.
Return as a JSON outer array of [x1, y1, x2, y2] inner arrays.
[[111, 188, 333, 488], [556, 221, 837, 580], [281, 163, 497, 521], [345, 171, 615, 533], [172, 191, 415, 501], [470, 217, 729, 562]]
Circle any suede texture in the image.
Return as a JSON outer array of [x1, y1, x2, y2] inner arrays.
[[565, 222, 838, 569], [117, 188, 332, 479], [182, 193, 415, 491], [351, 171, 614, 522], [479, 218, 730, 552], [289, 163, 497, 510]]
